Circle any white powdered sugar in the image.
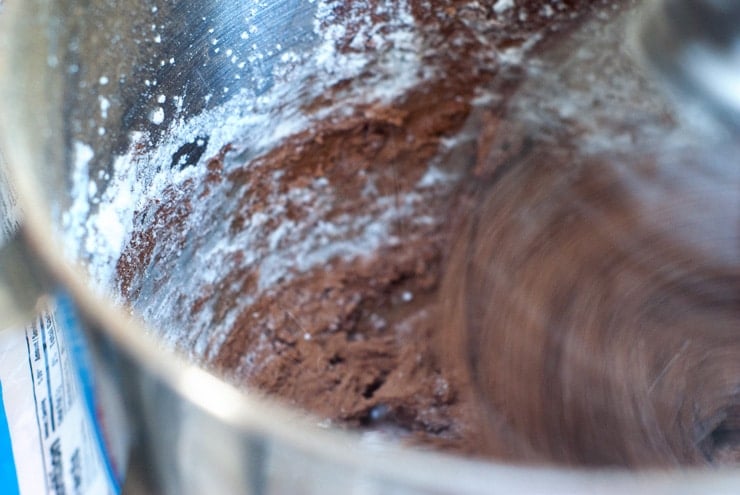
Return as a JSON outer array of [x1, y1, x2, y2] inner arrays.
[[62, 0, 435, 358], [493, 0, 515, 15], [313, 0, 426, 102]]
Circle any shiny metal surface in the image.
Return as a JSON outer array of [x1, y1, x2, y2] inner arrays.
[[639, 0, 740, 130], [0, 0, 740, 493], [0, 0, 317, 226]]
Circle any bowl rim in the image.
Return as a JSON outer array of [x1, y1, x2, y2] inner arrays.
[[2, 0, 740, 492]]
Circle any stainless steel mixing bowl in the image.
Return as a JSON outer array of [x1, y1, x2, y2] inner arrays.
[[1, 0, 740, 493]]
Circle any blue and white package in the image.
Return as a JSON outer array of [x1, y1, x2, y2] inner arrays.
[[0, 299, 122, 495]]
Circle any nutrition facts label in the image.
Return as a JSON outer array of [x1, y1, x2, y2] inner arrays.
[[0, 304, 118, 495]]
